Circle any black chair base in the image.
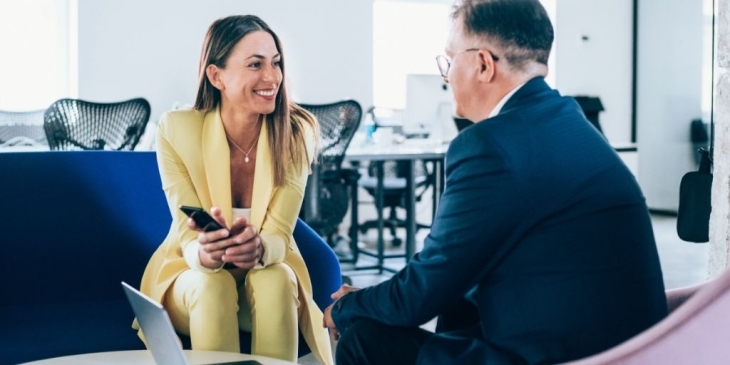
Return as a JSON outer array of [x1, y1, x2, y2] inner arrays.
[[358, 206, 431, 247]]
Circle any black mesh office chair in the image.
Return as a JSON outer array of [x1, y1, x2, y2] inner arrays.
[[43, 98, 151, 150], [358, 107, 433, 246], [572, 96, 605, 135], [0, 109, 47, 146], [299, 100, 362, 245], [359, 159, 433, 246]]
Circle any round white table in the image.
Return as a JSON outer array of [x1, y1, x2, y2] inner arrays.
[[21, 350, 297, 365]]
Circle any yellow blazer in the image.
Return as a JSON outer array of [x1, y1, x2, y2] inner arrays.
[[137, 106, 333, 364]]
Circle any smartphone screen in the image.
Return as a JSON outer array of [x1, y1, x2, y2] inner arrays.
[[179, 205, 225, 232]]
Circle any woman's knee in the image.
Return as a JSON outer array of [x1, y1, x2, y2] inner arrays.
[[245, 264, 298, 300], [246, 263, 297, 286], [180, 269, 238, 301]]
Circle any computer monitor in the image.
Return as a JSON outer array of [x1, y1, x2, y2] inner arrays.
[[404, 74, 458, 142]]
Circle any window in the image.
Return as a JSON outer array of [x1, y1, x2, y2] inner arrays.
[[701, 0, 716, 122], [373, 0, 557, 109], [0, 0, 77, 111]]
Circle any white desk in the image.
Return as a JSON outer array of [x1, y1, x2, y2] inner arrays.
[[0, 145, 49, 152], [22, 350, 295, 365], [345, 138, 448, 162]]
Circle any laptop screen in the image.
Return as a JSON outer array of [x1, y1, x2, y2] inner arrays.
[[122, 282, 266, 365]]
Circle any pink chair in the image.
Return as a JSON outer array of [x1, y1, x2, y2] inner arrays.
[[563, 272, 729, 364], [666, 281, 706, 313]]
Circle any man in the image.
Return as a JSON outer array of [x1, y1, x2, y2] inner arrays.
[[324, 0, 667, 364]]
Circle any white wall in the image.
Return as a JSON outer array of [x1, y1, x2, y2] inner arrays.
[[74, 0, 709, 212], [554, 0, 634, 144], [77, 0, 373, 125], [555, 0, 708, 211], [637, 0, 705, 211]]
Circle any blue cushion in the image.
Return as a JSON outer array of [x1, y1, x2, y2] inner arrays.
[[0, 301, 144, 364], [0, 151, 341, 363]]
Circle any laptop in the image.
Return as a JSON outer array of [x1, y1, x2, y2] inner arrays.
[[121, 281, 262, 365]]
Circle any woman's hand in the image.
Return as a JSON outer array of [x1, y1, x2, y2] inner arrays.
[[187, 206, 246, 269], [221, 221, 263, 269]]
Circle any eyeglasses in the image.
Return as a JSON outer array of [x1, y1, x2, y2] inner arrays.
[[435, 48, 500, 78]]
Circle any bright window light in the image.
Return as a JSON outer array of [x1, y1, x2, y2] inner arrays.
[[0, 0, 76, 111], [373, 0, 557, 109]]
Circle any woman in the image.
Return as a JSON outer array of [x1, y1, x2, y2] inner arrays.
[[135, 15, 333, 364]]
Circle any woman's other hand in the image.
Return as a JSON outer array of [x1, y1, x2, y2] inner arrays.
[[222, 220, 263, 269], [188, 206, 236, 269]]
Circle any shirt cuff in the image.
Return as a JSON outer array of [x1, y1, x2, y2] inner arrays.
[[252, 235, 269, 269], [331, 293, 353, 332], [183, 240, 225, 273]]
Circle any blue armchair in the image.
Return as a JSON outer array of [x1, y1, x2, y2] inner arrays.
[[0, 151, 341, 364]]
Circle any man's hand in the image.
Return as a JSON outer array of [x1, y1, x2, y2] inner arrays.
[[323, 285, 361, 340], [331, 284, 360, 300], [323, 304, 339, 340]]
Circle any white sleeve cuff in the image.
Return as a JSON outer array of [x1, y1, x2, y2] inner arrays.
[[183, 240, 225, 273], [252, 235, 271, 269]]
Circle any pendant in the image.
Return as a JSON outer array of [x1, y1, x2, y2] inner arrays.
[[245, 156, 250, 163]]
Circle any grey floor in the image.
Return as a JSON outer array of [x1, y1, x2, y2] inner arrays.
[[299, 194, 711, 364]]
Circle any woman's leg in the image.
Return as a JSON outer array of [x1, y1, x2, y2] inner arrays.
[[244, 263, 301, 362], [163, 269, 241, 352]]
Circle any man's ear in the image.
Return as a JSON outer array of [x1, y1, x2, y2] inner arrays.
[[476, 50, 496, 83], [206, 64, 225, 91]]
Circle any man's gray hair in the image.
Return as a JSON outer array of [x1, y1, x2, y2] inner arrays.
[[452, 0, 554, 70]]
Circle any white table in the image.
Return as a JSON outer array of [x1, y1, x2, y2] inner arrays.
[[21, 350, 296, 365], [0, 145, 49, 152]]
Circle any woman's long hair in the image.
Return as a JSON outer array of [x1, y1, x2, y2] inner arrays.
[[194, 15, 318, 187]]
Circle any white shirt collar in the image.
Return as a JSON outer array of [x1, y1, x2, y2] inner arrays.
[[487, 82, 526, 119]]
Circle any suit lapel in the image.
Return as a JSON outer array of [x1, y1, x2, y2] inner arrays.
[[201, 107, 233, 225], [250, 116, 272, 229]]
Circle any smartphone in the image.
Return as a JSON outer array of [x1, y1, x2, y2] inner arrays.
[[179, 205, 225, 232]]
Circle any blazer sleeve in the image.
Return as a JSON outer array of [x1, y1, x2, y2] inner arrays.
[[155, 114, 205, 267], [257, 121, 316, 266], [332, 130, 529, 330]]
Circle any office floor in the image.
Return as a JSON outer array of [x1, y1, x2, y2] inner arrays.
[[298, 192, 711, 364]]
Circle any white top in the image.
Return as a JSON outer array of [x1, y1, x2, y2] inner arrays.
[[487, 82, 526, 119], [232, 207, 252, 221], [183, 207, 252, 273]]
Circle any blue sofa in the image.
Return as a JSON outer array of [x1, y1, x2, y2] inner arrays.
[[0, 151, 341, 364]]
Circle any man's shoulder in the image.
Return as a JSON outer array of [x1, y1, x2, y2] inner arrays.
[[443, 125, 503, 173]]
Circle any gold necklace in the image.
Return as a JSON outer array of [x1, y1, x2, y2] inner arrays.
[[226, 134, 259, 163]]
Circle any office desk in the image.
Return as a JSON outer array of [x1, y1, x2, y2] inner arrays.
[[0, 145, 48, 152], [22, 350, 294, 365], [343, 139, 448, 273]]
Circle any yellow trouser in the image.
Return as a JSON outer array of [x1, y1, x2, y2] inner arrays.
[[164, 263, 301, 362]]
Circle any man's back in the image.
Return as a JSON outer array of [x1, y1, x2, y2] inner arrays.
[[445, 77, 666, 363], [331, 77, 667, 365], [328, 2, 667, 362]]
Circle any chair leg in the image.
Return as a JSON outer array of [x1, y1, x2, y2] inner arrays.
[[389, 207, 403, 247]]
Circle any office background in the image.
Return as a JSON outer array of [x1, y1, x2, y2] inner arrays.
[[1, 0, 713, 212]]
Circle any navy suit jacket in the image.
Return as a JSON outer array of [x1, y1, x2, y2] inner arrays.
[[332, 77, 667, 364]]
